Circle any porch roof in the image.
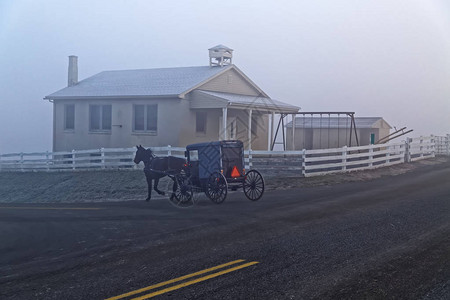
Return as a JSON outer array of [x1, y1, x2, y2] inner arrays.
[[190, 90, 299, 113]]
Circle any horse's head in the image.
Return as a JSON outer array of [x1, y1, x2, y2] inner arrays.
[[133, 145, 148, 164], [133, 145, 155, 164]]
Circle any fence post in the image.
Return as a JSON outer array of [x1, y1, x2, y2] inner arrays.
[[302, 149, 306, 177], [20, 152, 24, 172], [447, 134, 450, 156], [430, 135, 435, 158], [248, 149, 253, 170], [400, 143, 405, 163], [405, 138, 411, 163], [419, 136, 424, 158], [101, 148, 105, 169], [46, 151, 50, 172], [368, 144, 374, 167], [133, 151, 138, 170], [167, 145, 172, 156], [386, 145, 391, 164], [342, 146, 347, 171], [72, 149, 76, 170]]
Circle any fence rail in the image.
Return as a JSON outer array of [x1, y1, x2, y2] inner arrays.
[[0, 135, 448, 176]]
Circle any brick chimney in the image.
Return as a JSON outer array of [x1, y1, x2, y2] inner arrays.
[[68, 55, 78, 87]]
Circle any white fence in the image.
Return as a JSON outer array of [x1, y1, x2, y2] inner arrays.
[[434, 134, 450, 156], [246, 141, 408, 177], [246, 135, 444, 177], [0, 135, 448, 176], [0, 146, 185, 172]]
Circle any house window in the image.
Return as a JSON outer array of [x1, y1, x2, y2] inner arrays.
[[64, 104, 75, 130], [134, 104, 157, 132], [196, 112, 207, 134], [89, 104, 112, 131]]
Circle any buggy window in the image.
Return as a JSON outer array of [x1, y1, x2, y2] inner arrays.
[[222, 147, 242, 162], [189, 150, 199, 161], [222, 146, 243, 178]]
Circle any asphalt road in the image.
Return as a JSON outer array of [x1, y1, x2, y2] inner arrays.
[[0, 161, 449, 299]]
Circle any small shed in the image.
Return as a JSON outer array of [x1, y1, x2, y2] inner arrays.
[[286, 117, 392, 150]]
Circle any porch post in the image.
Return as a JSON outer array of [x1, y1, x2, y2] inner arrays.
[[248, 109, 253, 150], [222, 107, 228, 140], [291, 114, 296, 150], [267, 113, 271, 150], [271, 112, 275, 151]]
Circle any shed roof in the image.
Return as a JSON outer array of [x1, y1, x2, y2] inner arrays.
[[45, 65, 234, 100], [286, 117, 391, 129]]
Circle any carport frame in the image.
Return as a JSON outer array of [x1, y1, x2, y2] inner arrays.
[[271, 112, 360, 151]]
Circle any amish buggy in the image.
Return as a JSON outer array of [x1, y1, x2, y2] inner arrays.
[[133, 140, 265, 206], [182, 140, 265, 204]]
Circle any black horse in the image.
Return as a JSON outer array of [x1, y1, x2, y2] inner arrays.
[[133, 145, 186, 201]]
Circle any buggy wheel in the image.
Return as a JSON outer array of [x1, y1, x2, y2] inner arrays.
[[169, 174, 194, 208], [243, 170, 264, 201], [206, 172, 228, 204]]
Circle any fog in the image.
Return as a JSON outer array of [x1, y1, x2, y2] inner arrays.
[[1, 0, 449, 154]]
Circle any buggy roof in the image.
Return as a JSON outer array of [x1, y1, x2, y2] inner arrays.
[[186, 140, 243, 150]]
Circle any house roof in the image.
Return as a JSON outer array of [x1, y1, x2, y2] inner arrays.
[[286, 117, 391, 129], [45, 65, 242, 100], [44, 63, 304, 112], [194, 90, 299, 113]]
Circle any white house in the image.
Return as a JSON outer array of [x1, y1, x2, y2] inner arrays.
[[45, 45, 299, 151]]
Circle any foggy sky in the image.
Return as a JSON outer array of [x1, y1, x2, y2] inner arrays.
[[1, 0, 449, 154]]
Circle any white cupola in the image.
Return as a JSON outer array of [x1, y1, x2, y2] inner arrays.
[[208, 44, 233, 67]]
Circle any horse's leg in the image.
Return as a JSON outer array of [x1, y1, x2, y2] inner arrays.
[[154, 177, 165, 196], [145, 174, 152, 201]]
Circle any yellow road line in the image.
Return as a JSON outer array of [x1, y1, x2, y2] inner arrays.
[[132, 261, 259, 300], [105, 259, 245, 300], [0, 207, 101, 210]]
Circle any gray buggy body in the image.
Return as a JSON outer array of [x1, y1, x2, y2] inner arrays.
[[185, 140, 245, 187]]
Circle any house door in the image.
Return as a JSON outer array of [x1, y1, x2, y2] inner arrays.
[[370, 133, 375, 144], [219, 117, 237, 140]]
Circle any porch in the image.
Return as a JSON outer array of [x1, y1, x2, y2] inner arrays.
[[189, 90, 299, 150]]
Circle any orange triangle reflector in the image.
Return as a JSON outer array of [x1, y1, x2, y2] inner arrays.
[[231, 166, 240, 178]]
